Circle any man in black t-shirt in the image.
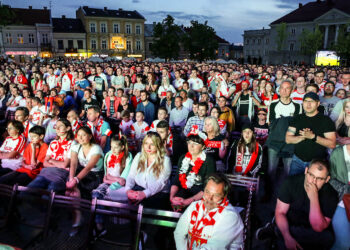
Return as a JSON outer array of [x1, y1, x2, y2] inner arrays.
[[117, 94, 135, 119], [256, 159, 338, 249], [80, 89, 100, 120], [286, 92, 336, 176]]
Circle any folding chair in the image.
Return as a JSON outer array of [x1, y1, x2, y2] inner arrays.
[[0, 184, 17, 228], [226, 174, 260, 250], [91, 198, 143, 250], [140, 208, 182, 249], [0, 185, 54, 249], [45, 194, 95, 250]]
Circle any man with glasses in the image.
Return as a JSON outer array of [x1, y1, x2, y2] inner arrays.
[[286, 92, 336, 176], [256, 159, 338, 250]]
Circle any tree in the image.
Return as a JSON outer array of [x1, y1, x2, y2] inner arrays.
[[276, 23, 287, 51], [150, 15, 182, 61], [299, 25, 323, 63], [333, 24, 350, 65], [0, 5, 17, 26], [183, 20, 218, 61]]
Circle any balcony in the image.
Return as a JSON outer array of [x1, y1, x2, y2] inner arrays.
[[40, 43, 52, 52]]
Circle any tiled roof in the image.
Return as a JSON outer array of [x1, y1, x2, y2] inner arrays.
[[7, 7, 51, 25], [80, 6, 145, 20], [52, 18, 86, 33], [270, 0, 350, 25]]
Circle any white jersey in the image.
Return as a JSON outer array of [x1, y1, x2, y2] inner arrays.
[[46, 74, 59, 89], [30, 105, 47, 125], [150, 119, 160, 132], [188, 77, 203, 91], [61, 73, 73, 92], [0, 135, 26, 170], [290, 90, 305, 104], [119, 120, 133, 137], [173, 78, 185, 89], [130, 121, 150, 140]]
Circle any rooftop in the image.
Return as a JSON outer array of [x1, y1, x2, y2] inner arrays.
[[52, 17, 86, 33], [4, 6, 51, 26], [79, 6, 145, 20], [271, 0, 350, 25]]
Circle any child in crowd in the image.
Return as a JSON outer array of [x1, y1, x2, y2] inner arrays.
[[210, 107, 227, 136], [30, 97, 48, 126], [0, 121, 26, 176], [91, 134, 133, 235], [131, 111, 150, 151], [253, 108, 269, 146], [43, 103, 61, 144], [67, 109, 83, 137], [156, 120, 173, 156], [119, 110, 134, 152], [0, 126, 48, 185], [102, 87, 120, 119], [150, 107, 168, 131]]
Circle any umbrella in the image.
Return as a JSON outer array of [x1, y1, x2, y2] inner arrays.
[[88, 57, 104, 63]]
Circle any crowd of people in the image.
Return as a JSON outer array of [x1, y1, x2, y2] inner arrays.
[[0, 58, 349, 249]]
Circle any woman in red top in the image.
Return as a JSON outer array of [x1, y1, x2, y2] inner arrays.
[[14, 68, 28, 89], [259, 82, 278, 108]]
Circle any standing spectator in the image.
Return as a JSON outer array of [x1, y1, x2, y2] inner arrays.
[[158, 75, 176, 101], [286, 92, 336, 176], [320, 81, 340, 116], [169, 96, 189, 130], [188, 68, 203, 93], [314, 70, 326, 95], [335, 72, 350, 93], [80, 89, 100, 120], [290, 76, 306, 104], [335, 100, 350, 145], [136, 90, 155, 126], [217, 96, 235, 133], [180, 89, 193, 112], [184, 102, 208, 136]]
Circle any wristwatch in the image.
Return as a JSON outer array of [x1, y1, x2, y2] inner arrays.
[[311, 134, 317, 142]]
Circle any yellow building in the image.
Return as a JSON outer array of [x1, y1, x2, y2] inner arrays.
[[76, 6, 145, 59]]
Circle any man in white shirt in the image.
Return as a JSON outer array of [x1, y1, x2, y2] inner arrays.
[[188, 69, 203, 93], [174, 173, 244, 250], [173, 70, 185, 90], [290, 76, 306, 104]]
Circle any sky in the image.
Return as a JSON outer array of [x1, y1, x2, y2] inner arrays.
[[2, 0, 311, 43]]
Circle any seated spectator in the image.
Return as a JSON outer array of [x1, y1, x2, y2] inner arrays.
[[102, 87, 120, 119], [335, 99, 350, 145], [107, 132, 171, 209], [43, 103, 61, 144], [170, 133, 215, 211], [335, 88, 346, 99], [66, 109, 83, 137], [169, 96, 189, 132], [80, 89, 100, 120], [117, 94, 135, 120], [329, 145, 350, 250], [136, 90, 155, 125], [130, 111, 150, 152], [0, 121, 26, 176], [91, 134, 133, 234], [30, 97, 48, 126], [86, 105, 112, 153], [174, 173, 244, 249], [210, 106, 227, 136], [0, 126, 48, 186], [6, 86, 22, 120], [15, 107, 34, 141], [217, 96, 235, 133], [65, 126, 104, 236], [203, 116, 229, 172], [256, 160, 338, 250], [150, 107, 168, 131], [184, 102, 208, 136], [160, 91, 176, 113], [27, 119, 73, 193], [156, 120, 173, 156], [227, 124, 262, 176]]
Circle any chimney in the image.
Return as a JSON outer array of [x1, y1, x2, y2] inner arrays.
[[299, 3, 303, 8], [29, 6, 32, 9], [62, 15, 66, 19], [43, 6, 47, 10], [104, 7, 107, 11]]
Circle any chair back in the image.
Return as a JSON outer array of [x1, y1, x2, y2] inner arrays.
[[0, 184, 17, 228]]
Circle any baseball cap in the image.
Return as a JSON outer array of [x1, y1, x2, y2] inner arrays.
[[58, 90, 66, 95], [303, 92, 319, 101]]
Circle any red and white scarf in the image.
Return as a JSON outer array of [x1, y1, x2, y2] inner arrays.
[[235, 142, 259, 175], [179, 152, 206, 189]]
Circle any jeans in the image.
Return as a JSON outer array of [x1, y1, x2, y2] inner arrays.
[[27, 176, 66, 193], [331, 206, 350, 250], [289, 155, 309, 176], [267, 147, 292, 187]]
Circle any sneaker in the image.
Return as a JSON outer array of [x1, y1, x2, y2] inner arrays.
[[256, 221, 276, 241]]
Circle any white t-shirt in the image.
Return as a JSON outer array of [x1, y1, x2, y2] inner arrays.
[[188, 78, 203, 91], [158, 85, 176, 98], [133, 83, 146, 91], [71, 143, 104, 172], [7, 95, 23, 112], [61, 73, 73, 92], [290, 90, 305, 104], [46, 74, 58, 89], [30, 105, 47, 125], [131, 121, 150, 140], [0, 135, 26, 170], [44, 119, 58, 144], [173, 78, 185, 89]]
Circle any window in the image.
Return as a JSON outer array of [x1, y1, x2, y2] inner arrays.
[[265, 38, 269, 44], [126, 40, 131, 50], [265, 50, 268, 55], [91, 39, 96, 49], [58, 40, 64, 50], [77, 40, 83, 49], [17, 34, 23, 44], [245, 39, 249, 45], [258, 39, 261, 45], [68, 40, 74, 49], [42, 34, 48, 44], [100, 23, 106, 33], [252, 50, 255, 55], [136, 25, 141, 34], [28, 33, 34, 44], [257, 49, 260, 55], [290, 43, 294, 51], [6, 33, 12, 44], [90, 23, 96, 33], [136, 40, 141, 50], [101, 40, 107, 49], [221, 49, 225, 56], [252, 39, 255, 44], [113, 23, 120, 33], [126, 24, 131, 34], [291, 28, 296, 35], [149, 43, 153, 50]]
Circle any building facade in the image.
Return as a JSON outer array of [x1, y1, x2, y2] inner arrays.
[[0, 6, 53, 60], [243, 0, 350, 65], [52, 16, 87, 58], [76, 6, 146, 59]]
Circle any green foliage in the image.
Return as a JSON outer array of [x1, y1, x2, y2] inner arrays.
[[151, 15, 182, 61], [0, 5, 17, 26], [333, 24, 350, 63], [276, 23, 287, 51], [299, 25, 323, 55], [183, 20, 218, 61]]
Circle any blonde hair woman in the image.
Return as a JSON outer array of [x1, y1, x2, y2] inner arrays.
[[109, 132, 172, 209], [203, 116, 229, 172], [158, 75, 176, 100], [335, 99, 350, 145]]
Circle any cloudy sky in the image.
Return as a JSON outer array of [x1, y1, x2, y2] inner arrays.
[[3, 0, 310, 43]]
